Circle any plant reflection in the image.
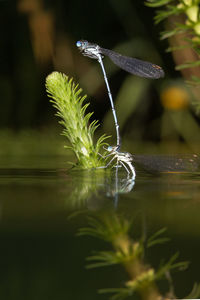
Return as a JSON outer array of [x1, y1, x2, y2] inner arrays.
[[67, 167, 135, 209], [77, 212, 200, 300], [66, 167, 200, 300]]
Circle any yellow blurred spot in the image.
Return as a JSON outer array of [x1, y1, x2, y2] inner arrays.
[[186, 5, 199, 22], [194, 23, 200, 35], [182, 0, 192, 6], [160, 86, 189, 110]]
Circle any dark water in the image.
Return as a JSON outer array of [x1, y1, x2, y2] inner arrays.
[[0, 155, 200, 300]]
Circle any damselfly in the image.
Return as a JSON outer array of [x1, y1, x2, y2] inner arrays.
[[76, 40, 164, 149]]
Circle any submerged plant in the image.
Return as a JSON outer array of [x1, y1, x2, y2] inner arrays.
[[46, 72, 109, 169], [79, 213, 200, 300]]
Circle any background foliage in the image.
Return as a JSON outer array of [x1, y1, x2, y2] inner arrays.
[[1, 0, 200, 152]]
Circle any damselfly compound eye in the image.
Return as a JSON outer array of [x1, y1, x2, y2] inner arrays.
[[107, 146, 113, 152], [76, 41, 82, 48]]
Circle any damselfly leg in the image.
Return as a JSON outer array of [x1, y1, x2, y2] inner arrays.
[[99, 146, 136, 179]]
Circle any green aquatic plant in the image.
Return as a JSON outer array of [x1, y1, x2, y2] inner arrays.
[[146, 0, 200, 112], [79, 213, 199, 300], [46, 72, 109, 168], [146, 0, 200, 71]]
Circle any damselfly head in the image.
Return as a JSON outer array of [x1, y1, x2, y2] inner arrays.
[[107, 146, 113, 152], [76, 40, 89, 51], [76, 40, 100, 60], [107, 145, 120, 152]]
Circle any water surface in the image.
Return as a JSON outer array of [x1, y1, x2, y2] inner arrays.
[[0, 154, 200, 299]]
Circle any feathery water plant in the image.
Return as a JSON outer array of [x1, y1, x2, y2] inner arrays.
[[146, 0, 200, 112], [146, 0, 200, 73], [46, 72, 109, 168], [79, 213, 198, 300]]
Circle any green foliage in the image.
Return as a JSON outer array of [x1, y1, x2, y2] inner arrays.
[[99, 268, 156, 300], [79, 213, 199, 300], [78, 214, 132, 243], [99, 253, 188, 300], [185, 282, 200, 298], [86, 250, 132, 268], [46, 72, 109, 169], [145, 0, 200, 85], [156, 252, 189, 280], [99, 287, 132, 300], [147, 227, 170, 247]]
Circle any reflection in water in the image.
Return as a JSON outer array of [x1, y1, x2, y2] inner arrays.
[[67, 153, 200, 209], [78, 212, 199, 300], [68, 167, 135, 209], [105, 166, 135, 208], [66, 157, 200, 300], [1, 155, 200, 299]]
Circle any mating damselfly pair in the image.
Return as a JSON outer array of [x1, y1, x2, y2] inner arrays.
[[76, 40, 164, 179]]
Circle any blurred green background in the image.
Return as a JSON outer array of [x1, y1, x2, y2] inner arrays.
[[2, 0, 200, 157]]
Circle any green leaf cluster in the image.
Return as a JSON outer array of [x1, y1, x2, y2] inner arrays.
[[78, 214, 132, 242], [46, 72, 109, 168], [146, 0, 200, 85], [79, 214, 199, 300]]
